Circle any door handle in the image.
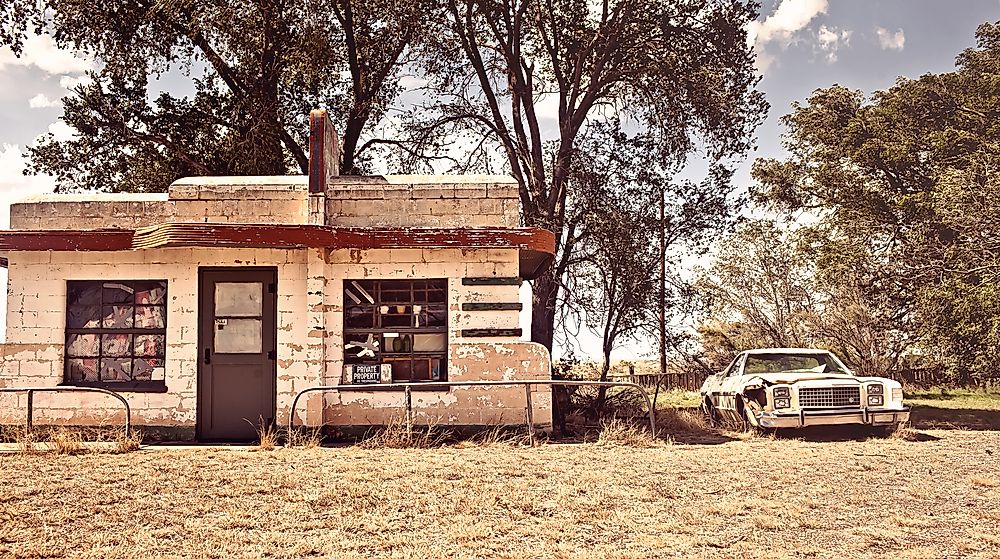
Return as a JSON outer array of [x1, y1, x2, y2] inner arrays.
[[204, 347, 212, 365]]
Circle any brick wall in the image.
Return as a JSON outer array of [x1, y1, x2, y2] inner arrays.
[[0, 247, 551, 431], [325, 175, 520, 228], [0, 248, 312, 429]]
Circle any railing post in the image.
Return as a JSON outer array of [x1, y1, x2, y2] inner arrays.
[[404, 385, 413, 436], [25, 389, 33, 437], [524, 384, 535, 446]]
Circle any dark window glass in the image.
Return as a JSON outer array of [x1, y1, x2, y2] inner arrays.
[[64, 280, 168, 390], [343, 279, 448, 384]]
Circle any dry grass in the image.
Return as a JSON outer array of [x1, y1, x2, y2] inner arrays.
[[1, 430, 999, 558], [357, 417, 451, 449], [112, 430, 143, 454], [970, 475, 999, 488], [0, 427, 142, 455], [254, 421, 279, 451], [656, 406, 710, 433], [596, 417, 661, 447], [286, 427, 324, 449], [15, 429, 36, 454], [459, 426, 532, 448], [49, 428, 84, 455], [891, 426, 921, 441]]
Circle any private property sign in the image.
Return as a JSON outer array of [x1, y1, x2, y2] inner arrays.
[[351, 364, 380, 384], [345, 364, 393, 384]]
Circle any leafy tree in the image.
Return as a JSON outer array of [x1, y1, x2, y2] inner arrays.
[[697, 220, 819, 349], [695, 220, 910, 377], [2, 0, 432, 191], [561, 124, 738, 415], [751, 21, 1000, 382], [400, 0, 766, 354]]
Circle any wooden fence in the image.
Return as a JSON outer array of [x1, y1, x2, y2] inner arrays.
[[608, 372, 709, 392]]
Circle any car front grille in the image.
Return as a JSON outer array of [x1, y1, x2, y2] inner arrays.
[[798, 386, 862, 408]]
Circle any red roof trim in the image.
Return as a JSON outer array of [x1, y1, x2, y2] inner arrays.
[[0, 224, 556, 278], [0, 229, 134, 251]]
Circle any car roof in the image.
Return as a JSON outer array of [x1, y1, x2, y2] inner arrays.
[[741, 348, 833, 355]]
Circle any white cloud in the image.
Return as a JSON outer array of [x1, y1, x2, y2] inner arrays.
[[748, 0, 829, 48], [876, 27, 906, 51], [816, 25, 852, 63], [0, 143, 57, 227], [59, 74, 93, 90], [44, 120, 76, 142], [747, 0, 830, 71], [28, 93, 61, 109], [0, 33, 92, 76]]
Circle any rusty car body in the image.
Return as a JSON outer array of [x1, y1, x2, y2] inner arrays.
[[700, 348, 911, 431]]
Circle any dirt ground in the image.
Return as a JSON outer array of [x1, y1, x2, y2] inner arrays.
[[1, 425, 998, 559]]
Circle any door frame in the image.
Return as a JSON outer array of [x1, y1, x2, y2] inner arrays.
[[196, 266, 279, 441]]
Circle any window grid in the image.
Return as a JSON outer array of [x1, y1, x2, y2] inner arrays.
[[343, 279, 448, 383], [64, 280, 168, 389]]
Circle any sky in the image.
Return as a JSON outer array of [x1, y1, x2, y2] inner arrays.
[[0, 0, 998, 352]]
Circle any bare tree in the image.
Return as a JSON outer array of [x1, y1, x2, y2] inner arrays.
[[402, 0, 766, 352]]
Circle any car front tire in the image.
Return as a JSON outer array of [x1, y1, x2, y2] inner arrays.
[[702, 398, 721, 427]]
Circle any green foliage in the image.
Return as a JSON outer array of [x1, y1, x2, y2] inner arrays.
[[750, 21, 1000, 382], [562, 122, 738, 383], [2, 0, 432, 191]]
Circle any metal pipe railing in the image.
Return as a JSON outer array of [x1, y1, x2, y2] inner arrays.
[[288, 379, 656, 444], [0, 386, 132, 435]]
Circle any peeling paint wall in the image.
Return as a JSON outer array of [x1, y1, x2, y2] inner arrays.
[[0, 248, 312, 429], [324, 176, 520, 228], [295, 247, 551, 429], [9, 174, 520, 230], [0, 246, 551, 432]]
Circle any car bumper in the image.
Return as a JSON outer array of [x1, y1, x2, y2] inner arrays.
[[757, 407, 911, 429]]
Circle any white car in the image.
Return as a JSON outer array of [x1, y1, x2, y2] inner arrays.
[[700, 348, 910, 431]]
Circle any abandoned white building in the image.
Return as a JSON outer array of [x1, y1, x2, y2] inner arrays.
[[0, 110, 555, 440]]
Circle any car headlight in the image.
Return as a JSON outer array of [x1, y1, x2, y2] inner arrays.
[[773, 386, 790, 398], [867, 384, 884, 395], [868, 395, 884, 406], [774, 397, 791, 409], [891, 387, 903, 402]]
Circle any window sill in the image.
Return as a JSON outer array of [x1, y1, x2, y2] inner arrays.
[[59, 381, 168, 393]]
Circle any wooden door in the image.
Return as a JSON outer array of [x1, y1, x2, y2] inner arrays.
[[197, 268, 277, 441]]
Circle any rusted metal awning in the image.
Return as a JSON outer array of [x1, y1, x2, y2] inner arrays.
[[0, 224, 555, 278]]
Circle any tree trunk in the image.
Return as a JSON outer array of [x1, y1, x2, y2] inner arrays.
[[340, 109, 367, 175], [532, 268, 567, 434], [595, 351, 611, 418]]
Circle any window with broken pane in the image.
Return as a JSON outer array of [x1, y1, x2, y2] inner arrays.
[[343, 279, 448, 384], [65, 280, 168, 390]]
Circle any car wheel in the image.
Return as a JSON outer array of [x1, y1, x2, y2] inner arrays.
[[738, 398, 763, 434], [703, 398, 721, 427]]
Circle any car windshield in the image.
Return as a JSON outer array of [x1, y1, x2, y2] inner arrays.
[[744, 353, 850, 375]]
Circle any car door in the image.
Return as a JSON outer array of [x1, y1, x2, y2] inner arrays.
[[716, 353, 747, 412], [707, 354, 742, 411]]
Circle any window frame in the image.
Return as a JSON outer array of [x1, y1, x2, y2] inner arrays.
[[62, 280, 169, 393], [343, 279, 449, 387]]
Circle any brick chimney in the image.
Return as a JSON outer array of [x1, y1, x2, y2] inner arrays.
[[308, 108, 340, 194]]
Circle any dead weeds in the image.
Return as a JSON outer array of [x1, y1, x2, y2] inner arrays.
[[49, 428, 85, 455], [596, 417, 662, 447], [357, 417, 451, 449]]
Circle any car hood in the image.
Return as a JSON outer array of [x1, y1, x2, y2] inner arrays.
[[744, 372, 861, 385]]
